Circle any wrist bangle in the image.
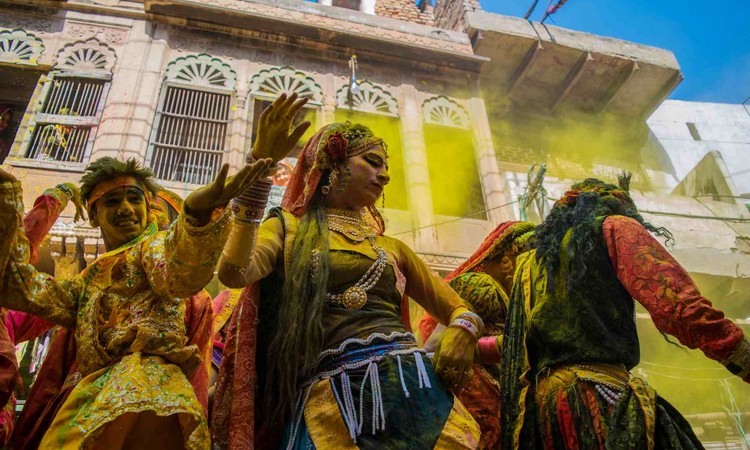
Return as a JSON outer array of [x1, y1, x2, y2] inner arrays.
[[477, 336, 501, 364], [56, 183, 74, 199], [454, 311, 485, 337], [723, 337, 750, 379], [230, 200, 265, 223], [449, 318, 480, 341]]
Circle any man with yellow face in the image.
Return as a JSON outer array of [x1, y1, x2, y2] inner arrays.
[[0, 155, 272, 450]]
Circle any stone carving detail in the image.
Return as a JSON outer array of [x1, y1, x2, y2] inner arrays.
[[248, 66, 324, 105], [1, 15, 57, 34], [164, 53, 237, 89], [335, 81, 399, 117], [0, 29, 44, 66], [56, 39, 117, 72], [67, 24, 127, 44], [423, 96, 470, 129]]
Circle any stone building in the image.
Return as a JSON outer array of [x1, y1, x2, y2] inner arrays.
[[0, 0, 748, 445]]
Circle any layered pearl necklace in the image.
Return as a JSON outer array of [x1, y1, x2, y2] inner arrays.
[[325, 209, 388, 310]]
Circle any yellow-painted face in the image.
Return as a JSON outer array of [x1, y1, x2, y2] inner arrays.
[[91, 186, 148, 250], [340, 145, 390, 208]]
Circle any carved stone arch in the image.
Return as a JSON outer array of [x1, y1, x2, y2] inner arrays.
[[55, 39, 117, 72], [422, 96, 470, 129], [336, 81, 399, 117], [0, 29, 44, 66], [248, 66, 324, 105], [164, 53, 237, 90]]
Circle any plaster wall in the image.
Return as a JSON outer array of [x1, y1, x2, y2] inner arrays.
[[647, 100, 750, 196]]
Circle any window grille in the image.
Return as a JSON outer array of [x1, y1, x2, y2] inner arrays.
[[24, 73, 108, 163], [150, 85, 232, 185]]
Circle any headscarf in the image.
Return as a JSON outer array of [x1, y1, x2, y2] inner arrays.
[[418, 221, 536, 341], [280, 122, 386, 234]]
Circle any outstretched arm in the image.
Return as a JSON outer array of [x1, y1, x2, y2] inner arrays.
[[603, 215, 749, 381], [0, 169, 79, 327], [218, 93, 310, 287]]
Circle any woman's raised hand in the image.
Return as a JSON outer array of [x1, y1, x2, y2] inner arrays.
[[252, 93, 311, 163]]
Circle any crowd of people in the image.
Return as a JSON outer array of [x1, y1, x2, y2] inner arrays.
[[0, 92, 747, 449]]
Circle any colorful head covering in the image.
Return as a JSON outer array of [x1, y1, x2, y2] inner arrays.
[[280, 122, 386, 234], [446, 221, 536, 283]]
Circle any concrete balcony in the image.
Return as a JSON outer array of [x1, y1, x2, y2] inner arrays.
[[466, 11, 683, 119]]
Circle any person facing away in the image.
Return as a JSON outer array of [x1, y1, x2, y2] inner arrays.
[[500, 174, 750, 450], [212, 93, 482, 450], [419, 220, 537, 450], [0, 154, 271, 449]]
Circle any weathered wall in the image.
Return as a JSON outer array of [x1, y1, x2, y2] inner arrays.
[[375, 0, 434, 25], [647, 100, 750, 196], [433, 0, 481, 31]]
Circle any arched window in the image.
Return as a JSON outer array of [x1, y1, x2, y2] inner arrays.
[[247, 66, 322, 157], [422, 96, 485, 218], [147, 54, 236, 185], [23, 39, 115, 164], [335, 82, 407, 210], [0, 29, 44, 66]]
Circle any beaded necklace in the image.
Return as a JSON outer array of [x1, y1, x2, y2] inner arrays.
[[325, 209, 388, 310]]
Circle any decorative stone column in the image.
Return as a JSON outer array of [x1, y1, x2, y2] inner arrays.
[[469, 95, 508, 224], [92, 20, 170, 162], [399, 83, 438, 252]]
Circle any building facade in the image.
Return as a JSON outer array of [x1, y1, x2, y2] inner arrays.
[[1, 0, 748, 445]]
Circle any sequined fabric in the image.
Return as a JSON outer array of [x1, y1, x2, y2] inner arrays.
[[0, 180, 230, 448]]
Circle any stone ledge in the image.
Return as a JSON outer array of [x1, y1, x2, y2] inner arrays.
[[144, 0, 486, 71]]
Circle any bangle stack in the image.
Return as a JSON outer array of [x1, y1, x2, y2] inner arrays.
[[448, 311, 485, 341], [231, 178, 272, 223]]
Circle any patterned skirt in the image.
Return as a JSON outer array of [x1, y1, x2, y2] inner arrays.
[[281, 332, 480, 450], [533, 363, 703, 450], [38, 352, 209, 450]]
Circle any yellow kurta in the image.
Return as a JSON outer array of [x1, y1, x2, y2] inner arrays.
[[0, 181, 230, 450]]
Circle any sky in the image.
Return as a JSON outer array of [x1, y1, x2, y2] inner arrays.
[[476, 0, 750, 105]]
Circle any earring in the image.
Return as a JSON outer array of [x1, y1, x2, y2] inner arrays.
[[322, 170, 338, 195]]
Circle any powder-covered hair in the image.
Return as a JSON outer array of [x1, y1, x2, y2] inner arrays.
[[534, 175, 673, 292], [80, 157, 159, 214]]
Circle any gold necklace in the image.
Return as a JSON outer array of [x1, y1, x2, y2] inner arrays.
[[324, 208, 387, 309], [326, 208, 371, 242]]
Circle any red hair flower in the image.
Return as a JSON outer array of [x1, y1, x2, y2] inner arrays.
[[325, 132, 348, 163]]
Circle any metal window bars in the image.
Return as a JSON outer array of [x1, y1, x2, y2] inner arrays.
[[25, 74, 108, 163], [150, 85, 232, 185]]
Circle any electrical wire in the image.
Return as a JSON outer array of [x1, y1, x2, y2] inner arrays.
[[523, 0, 540, 19], [389, 199, 519, 237]]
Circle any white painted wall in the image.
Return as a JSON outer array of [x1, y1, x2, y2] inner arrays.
[[647, 100, 750, 196]]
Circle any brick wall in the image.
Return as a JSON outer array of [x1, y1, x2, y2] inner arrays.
[[433, 0, 481, 31], [375, 0, 434, 26]]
